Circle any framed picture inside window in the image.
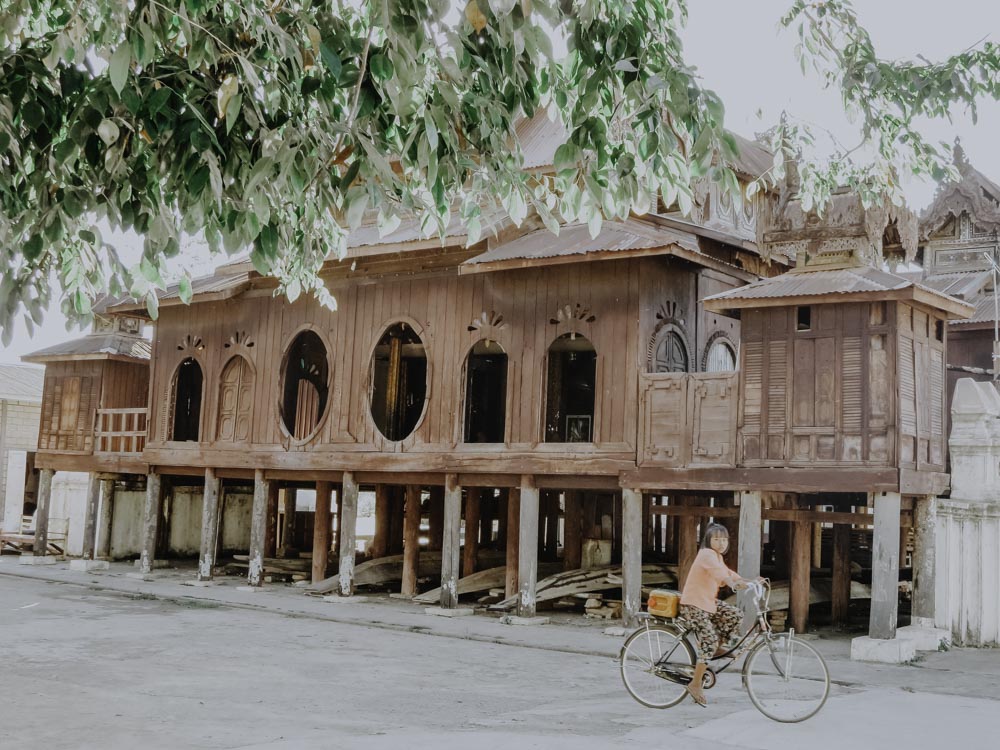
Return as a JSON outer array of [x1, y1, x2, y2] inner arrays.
[[566, 414, 592, 442]]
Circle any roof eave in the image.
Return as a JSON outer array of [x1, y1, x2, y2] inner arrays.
[[703, 286, 975, 319], [21, 352, 150, 365]]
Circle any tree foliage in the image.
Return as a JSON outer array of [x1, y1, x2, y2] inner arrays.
[[0, 0, 997, 343]]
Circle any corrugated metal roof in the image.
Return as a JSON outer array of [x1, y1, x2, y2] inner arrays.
[[951, 293, 1000, 326], [517, 111, 569, 170], [726, 133, 772, 179], [22, 333, 151, 363], [463, 219, 699, 267], [0, 364, 44, 403], [705, 265, 913, 302], [921, 270, 991, 299]]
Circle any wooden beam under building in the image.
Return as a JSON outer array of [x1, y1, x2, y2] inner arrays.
[[312, 481, 333, 585], [401, 485, 421, 597]]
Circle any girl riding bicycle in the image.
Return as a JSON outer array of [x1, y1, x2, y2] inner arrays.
[[679, 523, 761, 706]]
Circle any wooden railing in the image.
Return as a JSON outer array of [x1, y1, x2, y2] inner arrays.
[[95, 408, 148, 454]]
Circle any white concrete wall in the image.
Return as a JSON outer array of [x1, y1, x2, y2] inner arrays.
[[937, 378, 1000, 646], [168, 487, 203, 557], [47, 472, 89, 557], [111, 489, 145, 559], [0, 399, 41, 524]]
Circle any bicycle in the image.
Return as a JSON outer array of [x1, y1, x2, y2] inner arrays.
[[619, 580, 830, 723]]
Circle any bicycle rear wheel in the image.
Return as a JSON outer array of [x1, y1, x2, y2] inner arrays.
[[620, 624, 696, 709], [743, 633, 830, 723]]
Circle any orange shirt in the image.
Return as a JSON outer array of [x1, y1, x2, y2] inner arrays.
[[680, 548, 736, 613]]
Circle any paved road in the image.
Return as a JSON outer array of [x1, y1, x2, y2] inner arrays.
[[1, 575, 997, 750]]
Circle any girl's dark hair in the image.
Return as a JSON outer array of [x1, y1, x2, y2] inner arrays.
[[701, 523, 730, 549]]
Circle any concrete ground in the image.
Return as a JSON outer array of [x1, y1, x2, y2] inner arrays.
[[1, 560, 999, 749]]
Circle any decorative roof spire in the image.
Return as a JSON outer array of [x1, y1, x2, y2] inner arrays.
[[953, 137, 971, 172]]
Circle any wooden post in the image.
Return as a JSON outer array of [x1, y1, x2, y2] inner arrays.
[[721, 494, 739, 571], [641, 493, 653, 554], [462, 488, 480, 577], [81, 473, 101, 560], [812, 521, 823, 569], [666, 498, 679, 561], [333, 485, 343, 560], [911, 495, 937, 624], [440, 474, 462, 608], [338, 472, 359, 596], [737, 491, 763, 626], [496, 489, 509, 548], [247, 470, 269, 586], [831, 524, 852, 625], [517, 475, 540, 618], [96, 478, 114, 559], [479, 489, 494, 549], [505, 488, 520, 599], [869, 492, 902, 639], [280, 487, 297, 556], [31, 468, 54, 557], [401, 485, 421, 597], [428, 486, 444, 550], [138, 471, 161, 574], [372, 484, 391, 558], [563, 490, 582, 570], [621, 488, 643, 627], [312, 481, 333, 584], [790, 520, 812, 633], [389, 486, 406, 555], [264, 480, 279, 558], [198, 468, 222, 582], [677, 498, 699, 589]]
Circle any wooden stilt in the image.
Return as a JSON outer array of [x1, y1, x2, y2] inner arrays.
[[81, 473, 101, 560], [264, 480, 279, 558], [563, 490, 582, 570], [813, 520, 824, 569], [911, 495, 937, 624], [440, 474, 462, 608], [280, 487, 297, 556], [462, 488, 480, 577], [544, 492, 559, 560], [389, 486, 405, 555], [31, 468, 54, 557], [869, 491, 901, 639], [333, 485, 343, 560], [505, 488, 520, 599], [496, 489, 509, 548], [666, 497, 679, 561], [312, 481, 333, 584], [198, 468, 222, 581], [790, 520, 812, 633], [247, 469, 269, 586], [479, 489, 494, 549], [721, 494, 739, 571], [737, 491, 763, 626], [611, 492, 622, 563], [372, 484, 391, 558], [138, 471, 160, 574], [96, 478, 114, 559], [652, 498, 662, 554], [641, 493, 652, 555], [401, 485, 421, 597], [831, 523, 852, 625], [338, 472, 359, 596], [517, 475, 540, 618], [428, 486, 444, 550], [677, 498, 699, 589], [621, 488, 643, 627]]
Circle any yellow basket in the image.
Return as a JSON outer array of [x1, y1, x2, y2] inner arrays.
[[647, 589, 680, 618]]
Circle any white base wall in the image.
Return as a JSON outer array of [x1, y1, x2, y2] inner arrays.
[[47, 472, 89, 557], [935, 499, 1000, 647]]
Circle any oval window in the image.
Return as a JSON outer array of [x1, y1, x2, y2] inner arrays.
[[281, 331, 330, 440], [370, 323, 427, 441]]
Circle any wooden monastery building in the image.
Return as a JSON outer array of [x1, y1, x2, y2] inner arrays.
[[20, 123, 975, 646]]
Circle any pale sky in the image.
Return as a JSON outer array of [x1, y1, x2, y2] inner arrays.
[[2, 0, 997, 365]]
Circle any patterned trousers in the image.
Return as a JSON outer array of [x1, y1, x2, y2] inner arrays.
[[679, 602, 743, 662]]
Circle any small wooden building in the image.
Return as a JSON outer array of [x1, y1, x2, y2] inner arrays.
[[24, 128, 973, 645]]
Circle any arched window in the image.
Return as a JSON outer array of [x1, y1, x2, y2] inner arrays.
[[370, 323, 427, 441], [217, 356, 254, 442], [544, 333, 596, 443], [652, 329, 688, 373], [281, 331, 329, 440], [172, 358, 203, 441], [464, 340, 507, 443], [705, 339, 737, 373]]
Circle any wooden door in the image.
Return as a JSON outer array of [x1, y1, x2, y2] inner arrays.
[[217, 357, 254, 443]]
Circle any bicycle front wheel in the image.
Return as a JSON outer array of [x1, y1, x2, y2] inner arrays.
[[743, 633, 830, 723], [620, 624, 696, 709]]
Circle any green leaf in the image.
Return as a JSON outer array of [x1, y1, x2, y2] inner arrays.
[[553, 143, 581, 174], [24, 234, 43, 260], [21, 101, 44, 129], [225, 93, 242, 134], [147, 87, 171, 117], [110, 44, 131, 95], [140, 256, 163, 286], [178, 276, 193, 305], [320, 42, 342, 79], [369, 53, 394, 81], [145, 291, 159, 320]]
